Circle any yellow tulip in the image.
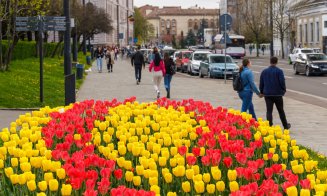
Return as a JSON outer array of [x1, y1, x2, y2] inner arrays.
[[192, 165, 200, 175], [194, 181, 205, 194], [27, 180, 37, 191], [73, 134, 81, 140], [164, 173, 173, 183], [158, 157, 167, 167], [133, 176, 141, 186], [172, 165, 185, 177], [286, 186, 298, 196], [36, 193, 46, 196], [150, 185, 160, 194], [44, 172, 53, 182], [136, 165, 144, 175], [125, 171, 133, 182], [18, 173, 27, 185], [229, 181, 239, 192], [300, 189, 310, 196], [216, 181, 225, 192], [4, 167, 13, 177], [38, 180, 48, 191], [30, 157, 42, 168], [10, 174, 19, 184], [11, 158, 18, 167], [207, 184, 216, 194], [182, 181, 191, 193], [98, 122, 107, 131], [272, 154, 279, 162], [149, 177, 158, 186], [123, 160, 132, 170], [49, 179, 59, 191], [227, 170, 237, 181], [211, 167, 221, 180], [56, 168, 66, 179], [170, 147, 177, 156], [25, 172, 36, 181], [42, 159, 51, 171], [167, 192, 177, 196], [282, 152, 288, 159], [203, 173, 211, 183], [186, 169, 194, 180], [20, 162, 31, 172], [61, 184, 72, 196], [170, 158, 177, 167]]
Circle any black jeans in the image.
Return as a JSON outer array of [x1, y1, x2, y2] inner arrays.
[[107, 63, 113, 71], [134, 65, 142, 82], [264, 96, 289, 128]]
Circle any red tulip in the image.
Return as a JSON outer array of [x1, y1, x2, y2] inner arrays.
[[186, 156, 197, 165], [264, 168, 274, 179], [235, 153, 247, 165], [272, 164, 282, 174], [84, 189, 98, 196], [192, 147, 200, 157], [300, 179, 311, 189], [223, 157, 233, 168], [97, 178, 111, 195], [178, 146, 187, 156], [201, 155, 211, 166], [114, 169, 123, 180]]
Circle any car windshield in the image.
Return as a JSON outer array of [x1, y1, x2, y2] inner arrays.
[[194, 53, 208, 60], [301, 49, 314, 53], [210, 56, 233, 63], [183, 52, 192, 59], [307, 54, 327, 61]]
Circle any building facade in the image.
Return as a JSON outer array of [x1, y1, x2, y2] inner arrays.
[[89, 0, 134, 46], [294, 0, 327, 53], [139, 5, 219, 46]]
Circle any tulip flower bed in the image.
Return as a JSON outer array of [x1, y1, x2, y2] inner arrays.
[[0, 97, 326, 196]]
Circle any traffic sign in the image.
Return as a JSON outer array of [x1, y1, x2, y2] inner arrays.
[[219, 14, 232, 31], [219, 32, 232, 44], [16, 17, 39, 31]]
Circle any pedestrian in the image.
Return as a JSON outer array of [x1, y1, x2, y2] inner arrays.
[[163, 52, 175, 98], [249, 44, 253, 55], [94, 46, 104, 73], [114, 47, 118, 60], [131, 45, 145, 85], [261, 45, 265, 55], [149, 52, 166, 99], [238, 59, 263, 120], [105, 47, 114, 72], [259, 56, 291, 130]]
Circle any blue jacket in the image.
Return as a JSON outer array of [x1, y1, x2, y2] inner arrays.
[[259, 66, 286, 96], [240, 67, 260, 95]]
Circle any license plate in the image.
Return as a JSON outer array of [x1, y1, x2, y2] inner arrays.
[[225, 72, 232, 74]]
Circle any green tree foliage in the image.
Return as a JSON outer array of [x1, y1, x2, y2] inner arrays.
[[134, 8, 154, 44], [186, 30, 196, 46]]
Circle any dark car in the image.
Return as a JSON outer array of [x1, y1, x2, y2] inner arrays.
[[293, 53, 327, 76]]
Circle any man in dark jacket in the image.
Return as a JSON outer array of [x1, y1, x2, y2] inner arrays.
[[131, 46, 145, 85], [260, 57, 291, 129]]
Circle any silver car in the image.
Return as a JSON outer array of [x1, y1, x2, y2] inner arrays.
[[187, 51, 212, 75], [199, 54, 239, 78]]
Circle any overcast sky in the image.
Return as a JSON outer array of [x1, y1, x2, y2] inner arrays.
[[134, 0, 220, 9]]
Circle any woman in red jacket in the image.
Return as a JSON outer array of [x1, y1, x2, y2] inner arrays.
[[149, 52, 166, 99]]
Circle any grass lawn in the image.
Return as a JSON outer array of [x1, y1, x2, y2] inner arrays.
[[0, 52, 91, 108]]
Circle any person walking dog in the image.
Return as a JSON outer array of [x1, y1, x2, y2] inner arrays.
[[260, 56, 291, 130], [149, 52, 166, 99]]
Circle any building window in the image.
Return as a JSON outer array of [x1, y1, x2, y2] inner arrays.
[[194, 20, 198, 30], [311, 23, 314, 42], [324, 21, 327, 28], [166, 20, 171, 29], [161, 20, 165, 27], [172, 19, 176, 27], [317, 22, 319, 42], [210, 19, 214, 28], [299, 24, 303, 43], [305, 24, 308, 43], [188, 19, 193, 28]]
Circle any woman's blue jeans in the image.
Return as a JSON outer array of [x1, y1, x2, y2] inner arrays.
[[238, 90, 257, 120], [164, 74, 172, 89]]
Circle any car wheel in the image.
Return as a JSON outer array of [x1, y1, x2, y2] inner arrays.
[[208, 70, 213, 78], [293, 64, 299, 75], [199, 69, 204, 78], [305, 66, 311, 77]]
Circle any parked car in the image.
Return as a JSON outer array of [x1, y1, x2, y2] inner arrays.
[[161, 48, 176, 58], [199, 54, 239, 78], [293, 53, 327, 76], [187, 50, 212, 75], [288, 48, 314, 64], [172, 51, 180, 63], [175, 50, 193, 72]]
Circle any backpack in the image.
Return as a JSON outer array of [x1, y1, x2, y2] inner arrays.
[[233, 72, 243, 92], [170, 58, 176, 75]]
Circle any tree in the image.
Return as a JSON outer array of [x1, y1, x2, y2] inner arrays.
[[172, 35, 177, 48], [239, 0, 269, 57], [179, 31, 185, 49], [134, 8, 154, 44], [186, 29, 196, 46]]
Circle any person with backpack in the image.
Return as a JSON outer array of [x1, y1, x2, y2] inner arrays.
[[163, 52, 175, 98], [149, 52, 166, 99], [259, 56, 291, 130], [131, 46, 145, 85], [237, 59, 263, 120]]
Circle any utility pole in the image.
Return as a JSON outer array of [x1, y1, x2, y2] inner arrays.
[[64, 0, 75, 105], [270, 0, 274, 57]]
